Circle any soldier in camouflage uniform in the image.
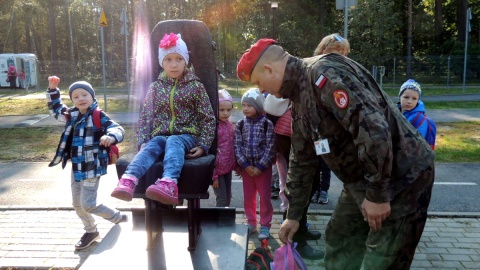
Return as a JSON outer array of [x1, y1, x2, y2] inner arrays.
[[236, 38, 435, 270]]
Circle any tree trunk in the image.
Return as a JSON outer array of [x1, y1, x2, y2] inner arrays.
[[456, 0, 468, 42], [65, 0, 76, 79], [31, 15, 44, 63], [434, 0, 443, 53], [407, 0, 412, 78], [47, 1, 58, 72], [25, 16, 32, 53], [318, 0, 326, 38], [3, 9, 15, 52]]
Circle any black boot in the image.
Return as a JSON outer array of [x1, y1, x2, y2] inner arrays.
[[311, 190, 320, 203], [296, 229, 322, 241], [296, 243, 324, 260]]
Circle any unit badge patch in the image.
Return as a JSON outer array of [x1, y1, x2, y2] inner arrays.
[[333, 90, 349, 109]]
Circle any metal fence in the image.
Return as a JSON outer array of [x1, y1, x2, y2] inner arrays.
[[36, 60, 130, 89], [220, 55, 480, 89], [370, 55, 480, 89], [32, 55, 480, 91]]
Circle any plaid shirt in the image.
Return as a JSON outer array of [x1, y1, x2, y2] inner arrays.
[[46, 88, 124, 181], [234, 115, 276, 171]]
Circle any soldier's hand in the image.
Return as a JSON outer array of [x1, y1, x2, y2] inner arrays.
[[279, 219, 299, 244], [361, 199, 391, 232]]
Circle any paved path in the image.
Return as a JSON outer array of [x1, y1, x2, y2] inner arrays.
[[0, 208, 479, 269]]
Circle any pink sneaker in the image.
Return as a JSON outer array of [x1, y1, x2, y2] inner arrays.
[[145, 178, 179, 205], [111, 176, 137, 201]]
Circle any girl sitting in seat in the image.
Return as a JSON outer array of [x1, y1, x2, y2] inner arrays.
[[111, 33, 216, 205]]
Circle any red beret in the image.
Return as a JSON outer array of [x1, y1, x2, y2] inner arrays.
[[236, 38, 278, 81]]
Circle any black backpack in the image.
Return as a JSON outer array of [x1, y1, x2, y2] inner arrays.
[[245, 239, 273, 270]]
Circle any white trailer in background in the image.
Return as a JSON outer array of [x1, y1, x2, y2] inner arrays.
[[0, 53, 38, 88]]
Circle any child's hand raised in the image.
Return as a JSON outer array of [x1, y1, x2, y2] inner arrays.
[[48, 76, 60, 89]]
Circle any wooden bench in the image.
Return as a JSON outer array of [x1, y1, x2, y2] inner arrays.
[[115, 19, 219, 252]]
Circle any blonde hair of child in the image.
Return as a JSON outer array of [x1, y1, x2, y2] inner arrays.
[[314, 33, 351, 56]]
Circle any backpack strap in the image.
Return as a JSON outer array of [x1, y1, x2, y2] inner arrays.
[[411, 112, 426, 129], [92, 108, 103, 130], [425, 117, 437, 150], [239, 119, 268, 135], [239, 119, 244, 135], [63, 109, 101, 129]]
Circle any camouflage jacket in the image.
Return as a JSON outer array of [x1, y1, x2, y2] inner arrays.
[[280, 54, 435, 221]]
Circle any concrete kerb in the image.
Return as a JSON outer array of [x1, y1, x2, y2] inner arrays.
[[1, 206, 480, 219]]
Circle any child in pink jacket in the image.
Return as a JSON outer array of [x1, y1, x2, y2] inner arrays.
[[212, 89, 237, 207]]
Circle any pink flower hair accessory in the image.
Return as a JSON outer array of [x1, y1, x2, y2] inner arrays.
[[159, 33, 179, 49], [157, 33, 189, 68]]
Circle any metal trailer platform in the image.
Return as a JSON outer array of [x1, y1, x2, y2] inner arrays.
[[80, 207, 248, 270]]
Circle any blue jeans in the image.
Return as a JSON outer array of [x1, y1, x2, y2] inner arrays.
[[125, 134, 196, 182]]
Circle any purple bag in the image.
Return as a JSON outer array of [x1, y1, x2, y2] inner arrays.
[[270, 242, 308, 270]]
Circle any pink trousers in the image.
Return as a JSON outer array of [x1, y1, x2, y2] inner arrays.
[[241, 166, 273, 228]]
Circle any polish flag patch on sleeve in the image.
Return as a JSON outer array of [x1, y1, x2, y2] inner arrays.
[[315, 74, 327, 89]]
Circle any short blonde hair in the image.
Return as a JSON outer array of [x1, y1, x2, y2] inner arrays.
[[314, 33, 350, 56]]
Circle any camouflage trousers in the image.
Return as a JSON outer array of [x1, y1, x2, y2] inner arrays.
[[324, 165, 434, 270]]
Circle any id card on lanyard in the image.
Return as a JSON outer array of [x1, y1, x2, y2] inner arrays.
[[314, 138, 330, 155]]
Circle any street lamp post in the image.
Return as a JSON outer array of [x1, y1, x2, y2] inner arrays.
[[336, 0, 357, 39], [270, 1, 278, 39], [463, 7, 472, 92]]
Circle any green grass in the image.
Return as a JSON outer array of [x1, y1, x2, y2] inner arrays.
[[219, 80, 480, 98], [0, 122, 479, 163], [1, 82, 479, 163], [0, 125, 138, 162], [427, 101, 480, 109], [219, 78, 256, 97], [435, 122, 480, 162], [382, 86, 480, 96], [0, 96, 131, 115]]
